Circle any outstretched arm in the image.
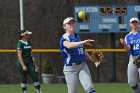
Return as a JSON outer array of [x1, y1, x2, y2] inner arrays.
[[63, 39, 94, 49]]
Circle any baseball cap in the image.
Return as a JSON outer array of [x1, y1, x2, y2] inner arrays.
[[63, 17, 75, 25], [20, 30, 32, 36], [130, 17, 139, 23]]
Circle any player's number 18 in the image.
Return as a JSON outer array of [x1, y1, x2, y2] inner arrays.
[[78, 48, 84, 55]]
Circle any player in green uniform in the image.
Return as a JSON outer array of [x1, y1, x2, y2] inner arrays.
[[16, 30, 42, 93]]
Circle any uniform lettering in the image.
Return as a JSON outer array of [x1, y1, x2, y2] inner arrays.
[[24, 46, 31, 49]]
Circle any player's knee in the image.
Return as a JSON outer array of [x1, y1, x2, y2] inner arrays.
[[128, 79, 137, 86]]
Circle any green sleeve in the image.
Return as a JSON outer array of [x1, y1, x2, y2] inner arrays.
[[17, 41, 23, 50]]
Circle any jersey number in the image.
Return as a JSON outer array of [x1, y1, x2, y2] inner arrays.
[[78, 48, 84, 55], [133, 44, 139, 50]]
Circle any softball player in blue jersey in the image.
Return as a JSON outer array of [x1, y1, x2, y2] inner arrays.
[[120, 17, 140, 93], [60, 17, 96, 93]]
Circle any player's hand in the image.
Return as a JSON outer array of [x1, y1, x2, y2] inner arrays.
[[83, 39, 94, 46], [120, 38, 126, 45], [22, 65, 27, 71]]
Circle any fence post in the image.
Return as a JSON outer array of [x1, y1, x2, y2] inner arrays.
[[110, 33, 116, 82]]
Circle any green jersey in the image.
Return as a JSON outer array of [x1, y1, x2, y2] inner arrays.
[[16, 40, 32, 63], [16, 40, 39, 84]]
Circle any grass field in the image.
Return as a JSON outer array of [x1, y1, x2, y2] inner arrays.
[[0, 83, 133, 93]]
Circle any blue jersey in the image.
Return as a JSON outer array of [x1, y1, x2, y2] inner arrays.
[[125, 31, 140, 56], [60, 33, 86, 64]]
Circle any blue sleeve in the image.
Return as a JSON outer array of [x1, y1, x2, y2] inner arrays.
[[60, 37, 65, 47]]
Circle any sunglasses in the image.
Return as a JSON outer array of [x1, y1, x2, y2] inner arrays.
[[131, 21, 138, 23]]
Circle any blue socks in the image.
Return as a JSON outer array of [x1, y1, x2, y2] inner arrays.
[[132, 84, 140, 93], [88, 90, 96, 93]]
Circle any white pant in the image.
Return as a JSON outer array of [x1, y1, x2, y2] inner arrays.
[[63, 62, 94, 93], [128, 55, 140, 86]]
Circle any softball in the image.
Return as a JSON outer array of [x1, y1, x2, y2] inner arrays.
[[78, 11, 86, 19]]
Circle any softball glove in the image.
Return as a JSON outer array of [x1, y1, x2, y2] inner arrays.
[[133, 55, 140, 68], [91, 50, 104, 67]]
